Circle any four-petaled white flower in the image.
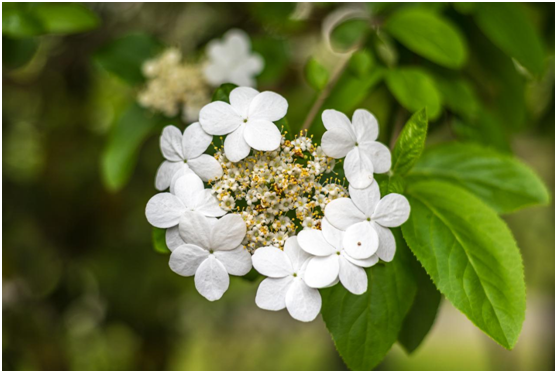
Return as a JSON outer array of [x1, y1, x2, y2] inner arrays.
[[171, 211, 252, 301], [199, 87, 288, 162], [298, 218, 378, 295], [203, 29, 264, 88], [252, 237, 322, 322], [325, 182, 410, 262], [321, 109, 391, 189], [155, 123, 223, 191]]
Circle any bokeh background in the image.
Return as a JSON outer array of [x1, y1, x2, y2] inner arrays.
[[2, 3, 555, 370]]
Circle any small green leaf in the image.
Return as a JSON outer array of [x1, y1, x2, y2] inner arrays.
[[2, 35, 38, 69], [211, 83, 238, 103], [386, 68, 441, 119], [152, 227, 170, 254], [94, 33, 163, 85], [385, 8, 468, 69], [474, 3, 545, 75], [321, 237, 417, 370], [348, 49, 374, 78], [433, 76, 479, 120], [304, 58, 329, 91], [409, 142, 550, 213], [392, 108, 428, 176], [402, 181, 526, 349], [32, 3, 99, 34]]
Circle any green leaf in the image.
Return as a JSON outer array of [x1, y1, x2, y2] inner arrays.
[[304, 58, 329, 91], [330, 18, 369, 53], [3, 3, 44, 38], [348, 49, 374, 78], [211, 83, 238, 103], [377, 174, 406, 195], [386, 68, 441, 120], [32, 3, 99, 34], [2, 35, 38, 69], [321, 237, 417, 370], [433, 76, 479, 119], [385, 8, 468, 69], [451, 108, 511, 154], [392, 108, 428, 176], [94, 33, 163, 85], [409, 142, 550, 214], [152, 227, 170, 254], [474, 3, 545, 75], [402, 180, 526, 349], [251, 36, 289, 86], [101, 104, 162, 192]]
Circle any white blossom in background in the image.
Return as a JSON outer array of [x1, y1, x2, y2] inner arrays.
[[203, 29, 264, 88], [155, 124, 222, 191], [252, 237, 322, 322], [321, 109, 391, 189], [170, 211, 252, 301], [298, 218, 378, 295], [325, 182, 410, 262], [199, 87, 288, 162]]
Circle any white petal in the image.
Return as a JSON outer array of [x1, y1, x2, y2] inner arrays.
[[324, 198, 366, 230], [243, 54, 264, 75], [344, 147, 375, 189], [173, 173, 204, 205], [321, 130, 355, 159], [349, 182, 380, 217], [169, 164, 194, 194], [248, 91, 288, 121], [211, 214, 247, 251], [285, 278, 322, 322], [343, 221, 378, 259], [230, 87, 259, 118], [145, 193, 185, 228], [187, 154, 223, 182], [284, 236, 311, 272], [228, 71, 257, 88], [194, 256, 230, 301], [203, 62, 227, 86], [360, 141, 392, 174], [255, 277, 292, 311], [303, 255, 340, 288], [344, 252, 379, 268], [182, 122, 213, 160], [165, 226, 184, 251], [155, 161, 184, 191], [179, 211, 214, 249], [199, 101, 242, 135], [321, 217, 344, 250], [373, 194, 411, 227], [321, 109, 354, 135], [169, 244, 209, 276], [224, 29, 251, 56], [191, 190, 226, 217], [339, 256, 368, 295], [160, 125, 184, 161], [374, 223, 396, 262], [297, 229, 335, 256], [352, 109, 378, 142], [206, 39, 228, 62], [244, 119, 281, 151], [224, 124, 251, 162], [214, 245, 252, 276], [252, 246, 293, 277]]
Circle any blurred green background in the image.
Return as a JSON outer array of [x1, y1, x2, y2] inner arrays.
[[2, 3, 555, 370]]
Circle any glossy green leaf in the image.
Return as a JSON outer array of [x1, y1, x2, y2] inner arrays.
[[152, 227, 170, 254], [377, 174, 406, 196], [409, 142, 550, 214], [211, 83, 238, 103], [474, 3, 545, 75], [32, 3, 100, 34], [392, 108, 428, 176], [321, 237, 417, 370], [434, 76, 479, 119], [385, 8, 468, 69], [386, 68, 441, 119], [304, 58, 329, 91], [402, 180, 526, 349]]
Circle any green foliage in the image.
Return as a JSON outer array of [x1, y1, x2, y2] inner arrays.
[[321, 238, 417, 370], [304, 58, 329, 91], [347, 49, 374, 78], [452, 108, 511, 153], [94, 33, 163, 85], [402, 181, 526, 349], [385, 8, 468, 69], [152, 228, 170, 254], [211, 83, 238, 103], [377, 174, 406, 195], [433, 76, 479, 120], [251, 36, 290, 87], [330, 18, 369, 53], [2, 35, 38, 69], [410, 142, 550, 214], [386, 68, 441, 119], [392, 108, 428, 176]]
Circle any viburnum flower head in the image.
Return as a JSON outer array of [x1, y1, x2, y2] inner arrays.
[[199, 87, 288, 162], [155, 123, 223, 191], [170, 211, 252, 301], [252, 237, 322, 322], [203, 29, 264, 88], [321, 109, 391, 189], [325, 182, 411, 262]]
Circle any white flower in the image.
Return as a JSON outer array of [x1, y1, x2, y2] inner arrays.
[[155, 124, 223, 191], [325, 182, 410, 262], [298, 218, 377, 295], [170, 211, 252, 301], [252, 237, 322, 322], [203, 29, 264, 88], [321, 109, 391, 189], [199, 87, 288, 162]]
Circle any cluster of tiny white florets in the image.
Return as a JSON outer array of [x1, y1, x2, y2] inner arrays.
[[209, 132, 346, 252]]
